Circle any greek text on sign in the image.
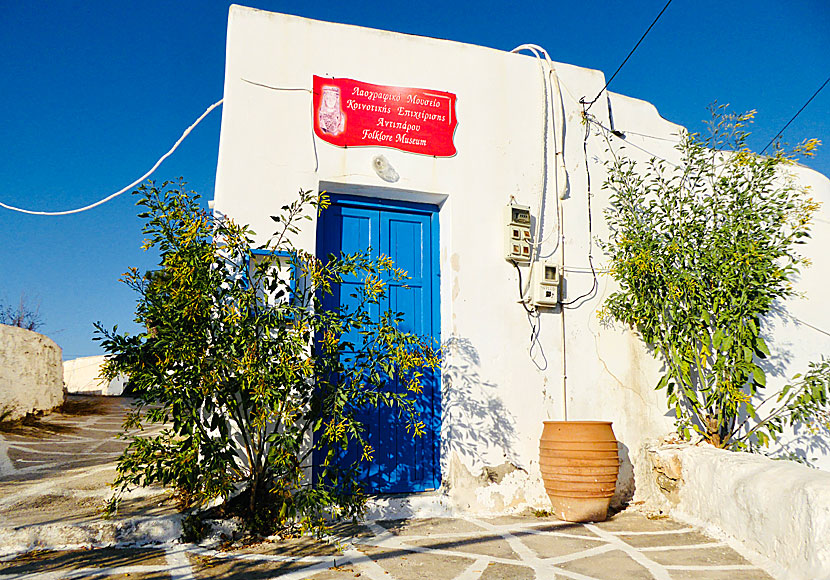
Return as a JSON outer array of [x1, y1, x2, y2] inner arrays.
[[313, 76, 457, 157]]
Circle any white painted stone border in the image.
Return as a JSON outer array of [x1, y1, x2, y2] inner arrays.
[[636, 442, 830, 580]]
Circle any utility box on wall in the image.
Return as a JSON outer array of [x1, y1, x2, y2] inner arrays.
[[504, 203, 532, 263], [533, 261, 561, 307]]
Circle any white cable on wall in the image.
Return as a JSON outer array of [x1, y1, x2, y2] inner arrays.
[[0, 99, 224, 216], [510, 44, 568, 299]]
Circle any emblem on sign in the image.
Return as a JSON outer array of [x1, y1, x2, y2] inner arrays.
[[313, 76, 458, 157]]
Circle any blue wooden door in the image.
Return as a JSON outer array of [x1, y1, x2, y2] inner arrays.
[[316, 195, 440, 493]]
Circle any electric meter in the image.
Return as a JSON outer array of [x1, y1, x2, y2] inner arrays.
[[533, 261, 561, 307], [504, 203, 532, 263]]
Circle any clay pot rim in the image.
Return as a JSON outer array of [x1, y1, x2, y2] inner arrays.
[[546, 490, 616, 498], [540, 442, 619, 448], [542, 420, 613, 425]]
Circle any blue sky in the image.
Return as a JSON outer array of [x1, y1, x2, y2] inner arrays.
[[1, 1, 828, 359]]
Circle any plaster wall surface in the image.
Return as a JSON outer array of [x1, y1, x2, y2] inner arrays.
[[63, 355, 126, 396], [214, 5, 830, 510], [0, 324, 64, 420], [637, 443, 830, 580]]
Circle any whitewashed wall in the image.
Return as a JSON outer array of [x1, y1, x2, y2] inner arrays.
[[214, 5, 830, 510], [63, 355, 127, 396]]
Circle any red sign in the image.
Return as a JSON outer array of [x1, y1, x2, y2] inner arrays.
[[313, 76, 457, 157]]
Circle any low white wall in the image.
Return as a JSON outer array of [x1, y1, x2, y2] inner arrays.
[[63, 355, 126, 396], [0, 324, 64, 420], [637, 443, 830, 580]]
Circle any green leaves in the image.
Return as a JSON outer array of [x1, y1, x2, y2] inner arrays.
[[752, 365, 766, 387], [96, 181, 440, 537], [602, 107, 821, 450]]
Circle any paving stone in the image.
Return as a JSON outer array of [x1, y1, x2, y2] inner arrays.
[[81, 574, 169, 580], [591, 511, 687, 533], [480, 512, 562, 526], [0, 548, 168, 575], [328, 521, 374, 539], [519, 521, 600, 538], [618, 530, 717, 548], [646, 545, 750, 566], [479, 561, 535, 580], [59, 471, 123, 491], [189, 552, 324, 579], [406, 533, 520, 559], [6, 493, 104, 525], [229, 536, 342, 557], [376, 517, 486, 536], [0, 469, 63, 483], [556, 548, 657, 579], [669, 568, 775, 580], [72, 572, 172, 580], [359, 544, 474, 580], [519, 531, 607, 559], [95, 442, 129, 454], [44, 456, 120, 470], [308, 566, 365, 579]]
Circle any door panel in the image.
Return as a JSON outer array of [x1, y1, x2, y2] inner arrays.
[[316, 195, 440, 493]]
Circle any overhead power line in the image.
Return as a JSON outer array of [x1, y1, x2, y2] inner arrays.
[[761, 75, 830, 154], [0, 99, 224, 216], [582, 0, 674, 111]]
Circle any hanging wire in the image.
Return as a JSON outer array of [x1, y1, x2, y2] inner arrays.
[[513, 260, 547, 369], [586, 113, 681, 168], [581, 0, 674, 111], [560, 104, 600, 307], [0, 99, 224, 216], [760, 74, 830, 154], [792, 316, 830, 339]]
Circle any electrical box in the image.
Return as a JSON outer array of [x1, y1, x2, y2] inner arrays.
[[504, 203, 532, 263], [533, 261, 561, 307]]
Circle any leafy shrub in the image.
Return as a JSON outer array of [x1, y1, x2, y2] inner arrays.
[[96, 180, 439, 535], [601, 107, 830, 450]]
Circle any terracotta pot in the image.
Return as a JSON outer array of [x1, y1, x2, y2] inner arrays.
[[539, 421, 619, 522]]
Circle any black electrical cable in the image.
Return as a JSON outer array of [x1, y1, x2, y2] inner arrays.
[[581, 0, 674, 112], [760, 74, 830, 154], [561, 106, 599, 307], [513, 261, 546, 367]]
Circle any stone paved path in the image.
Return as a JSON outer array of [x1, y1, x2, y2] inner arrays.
[[0, 397, 776, 579], [0, 396, 142, 480], [0, 396, 176, 549], [0, 513, 775, 579]]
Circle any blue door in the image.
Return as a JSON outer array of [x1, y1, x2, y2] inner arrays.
[[316, 195, 440, 493]]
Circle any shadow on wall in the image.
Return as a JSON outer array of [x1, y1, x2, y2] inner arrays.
[[746, 304, 830, 465], [760, 303, 797, 378], [615, 441, 635, 509], [440, 336, 520, 474], [769, 425, 830, 467]]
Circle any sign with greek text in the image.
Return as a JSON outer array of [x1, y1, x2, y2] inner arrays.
[[313, 76, 457, 157]]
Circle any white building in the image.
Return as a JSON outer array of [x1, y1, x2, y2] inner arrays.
[[213, 5, 830, 512]]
